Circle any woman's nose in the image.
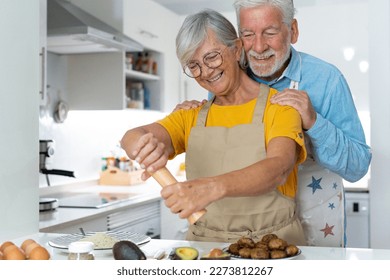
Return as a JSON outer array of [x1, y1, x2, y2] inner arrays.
[[200, 64, 214, 78]]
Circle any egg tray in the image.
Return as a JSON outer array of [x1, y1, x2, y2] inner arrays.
[[48, 231, 151, 250]]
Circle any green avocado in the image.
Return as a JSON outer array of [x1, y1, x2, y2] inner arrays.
[[172, 247, 199, 260]]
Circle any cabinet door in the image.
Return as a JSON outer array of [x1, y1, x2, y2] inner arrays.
[[123, 0, 172, 52], [107, 201, 161, 238], [160, 200, 188, 240]]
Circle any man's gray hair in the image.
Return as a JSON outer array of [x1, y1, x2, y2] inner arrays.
[[234, 0, 296, 28], [176, 9, 238, 66]]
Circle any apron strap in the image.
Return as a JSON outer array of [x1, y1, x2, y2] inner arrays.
[[196, 96, 214, 127], [251, 83, 270, 126]]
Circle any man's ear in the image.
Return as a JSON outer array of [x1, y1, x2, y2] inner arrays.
[[235, 38, 243, 61], [290, 19, 299, 44]]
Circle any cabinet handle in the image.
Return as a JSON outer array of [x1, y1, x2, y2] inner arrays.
[[151, 167, 207, 225], [39, 46, 46, 101], [139, 29, 158, 39]]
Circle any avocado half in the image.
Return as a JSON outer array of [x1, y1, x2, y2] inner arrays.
[[112, 240, 146, 260], [172, 247, 199, 260]]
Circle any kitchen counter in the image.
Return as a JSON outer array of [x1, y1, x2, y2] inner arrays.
[[7, 232, 390, 260], [39, 180, 162, 233]]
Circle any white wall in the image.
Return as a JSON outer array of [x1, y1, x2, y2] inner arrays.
[[293, 0, 390, 249], [39, 109, 174, 187], [368, 0, 390, 249], [294, 0, 369, 113], [287, 0, 390, 249], [0, 0, 39, 240], [293, 1, 371, 191]]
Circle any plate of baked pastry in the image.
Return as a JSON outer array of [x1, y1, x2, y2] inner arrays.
[[224, 234, 301, 260]]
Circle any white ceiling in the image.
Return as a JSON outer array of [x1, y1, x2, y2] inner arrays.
[[151, 0, 364, 16], [151, 0, 236, 15]]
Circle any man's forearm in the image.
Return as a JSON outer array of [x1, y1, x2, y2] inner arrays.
[[306, 114, 372, 182]]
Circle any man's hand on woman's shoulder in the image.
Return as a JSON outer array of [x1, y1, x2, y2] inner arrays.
[[172, 99, 207, 112]]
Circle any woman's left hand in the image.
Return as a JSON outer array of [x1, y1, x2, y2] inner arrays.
[[160, 178, 221, 219]]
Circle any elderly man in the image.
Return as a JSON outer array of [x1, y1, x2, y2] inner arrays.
[[175, 0, 371, 247]]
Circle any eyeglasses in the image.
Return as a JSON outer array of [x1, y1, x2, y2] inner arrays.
[[183, 47, 227, 78]]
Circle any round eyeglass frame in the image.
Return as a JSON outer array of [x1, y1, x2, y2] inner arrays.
[[183, 47, 228, 78]]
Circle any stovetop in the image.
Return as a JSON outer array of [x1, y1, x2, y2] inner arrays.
[[58, 192, 135, 208]]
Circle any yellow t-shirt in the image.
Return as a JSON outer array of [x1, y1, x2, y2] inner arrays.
[[157, 88, 306, 198]]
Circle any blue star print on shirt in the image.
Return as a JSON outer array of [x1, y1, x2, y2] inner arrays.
[[307, 176, 323, 194], [328, 203, 335, 210]]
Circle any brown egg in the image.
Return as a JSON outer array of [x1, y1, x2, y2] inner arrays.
[[0, 241, 15, 252], [29, 246, 50, 260], [3, 244, 19, 255], [24, 242, 41, 259], [3, 244, 26, 260], [0, 251, 3, 260], [21, 239, 36, 252]]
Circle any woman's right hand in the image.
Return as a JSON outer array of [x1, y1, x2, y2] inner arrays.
[[132, 132, 170, 180]]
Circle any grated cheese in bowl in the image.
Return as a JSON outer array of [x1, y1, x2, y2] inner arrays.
[[79, 232, 119, 249]]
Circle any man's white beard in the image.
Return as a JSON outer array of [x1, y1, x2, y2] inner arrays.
[[247, 45, 291, 79]]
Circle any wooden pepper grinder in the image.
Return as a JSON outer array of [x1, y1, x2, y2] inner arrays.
[[151, 167, 207, 224]]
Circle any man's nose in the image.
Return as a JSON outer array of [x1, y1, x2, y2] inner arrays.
[[252, 34, 268, 53]]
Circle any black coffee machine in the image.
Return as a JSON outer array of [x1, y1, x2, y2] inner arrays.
[[39, 139, 75, 186]]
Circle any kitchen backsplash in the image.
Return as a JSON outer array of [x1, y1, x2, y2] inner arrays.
[[38, 109, 184, 187]]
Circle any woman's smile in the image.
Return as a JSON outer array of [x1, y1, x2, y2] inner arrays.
[[206, 71, 223, 83]]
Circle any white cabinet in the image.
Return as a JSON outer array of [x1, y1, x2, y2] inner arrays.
[[0, 0, 40, 241], [160, 200, 188, 240], [107, 201, 161, 238], [48, 0, 181, 112], [345, 191, 370, 248], [40, 215, 108, 234], [123, 0, 172, 53], [40, 200, 161, 238], [39, 0, 48, 106], [123, 0, 182, 112], [125, 50, 163, 110]]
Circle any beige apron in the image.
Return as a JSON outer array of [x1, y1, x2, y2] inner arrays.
[[185, 84, 306, 245], [290, 80, 345, 247]]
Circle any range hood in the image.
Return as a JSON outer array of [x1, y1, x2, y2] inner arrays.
[[47, 0, 143, 54]]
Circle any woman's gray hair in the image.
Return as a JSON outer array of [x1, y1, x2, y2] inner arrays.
[[234, 0, 296, 28], [176, 9, 239, 66]]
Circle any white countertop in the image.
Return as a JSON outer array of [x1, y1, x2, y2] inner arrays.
[[9, 232, 390, 260], [39, 180, 162, 232]]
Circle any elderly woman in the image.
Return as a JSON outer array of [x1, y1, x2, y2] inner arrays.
[[121, 9, 307, 244]]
